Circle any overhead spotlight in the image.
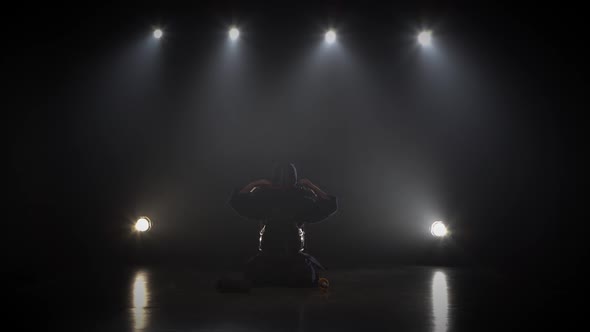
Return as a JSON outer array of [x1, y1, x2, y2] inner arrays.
[[324, 29, 337, 44], [135, 217, 152, 232], [417, 30, 432, 47], [153, 28, 163, 40], [229, 27, 240, 41], [430, 221, 448, 237]]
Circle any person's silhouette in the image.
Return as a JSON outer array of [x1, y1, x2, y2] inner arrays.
[[229, 162, 337, 287]]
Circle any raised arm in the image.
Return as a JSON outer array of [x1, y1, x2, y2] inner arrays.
[[239, 179, 273, 193], [298, 178, 338, 223], [298, 178, 329, 199], [229, 179, 273, 220]]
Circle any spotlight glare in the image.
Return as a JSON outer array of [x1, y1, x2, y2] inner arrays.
[[135, 217, 152, 232], [229, 27, 240, 41], [431, 221, 448, 237], [153, 28, 163, 39], [418, 30, 432, 47], [325, 29, 336, 44]]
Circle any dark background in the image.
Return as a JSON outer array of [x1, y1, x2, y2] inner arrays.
[[5, 2, 585, 280]]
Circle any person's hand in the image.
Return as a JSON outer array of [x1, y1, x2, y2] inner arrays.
[[298, 178, 313, 188], [299, 178, 329, 199], [250, 179, 272, 187], [239, 179, 272, 193]]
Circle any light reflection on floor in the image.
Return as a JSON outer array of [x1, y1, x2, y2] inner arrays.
[[431, 271, 449, 332], [14, 265, 573, 331], [131, 270, 150, 331]]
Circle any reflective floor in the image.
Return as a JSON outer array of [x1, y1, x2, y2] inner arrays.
[[14, 266, 575, 331]]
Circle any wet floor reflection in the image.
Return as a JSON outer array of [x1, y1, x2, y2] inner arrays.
[[131, 270, 151, 331], [431, 271, 449, 332], [28, 266, 567, 331]]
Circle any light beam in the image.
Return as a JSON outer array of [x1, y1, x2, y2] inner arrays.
[[325, 29, 337, 44], [153, 28, 163, 40], [135, 217, 152, 232], [418, 30, 432, 47], [229, 27, 240, 41], [431, 221, 448, 237]]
